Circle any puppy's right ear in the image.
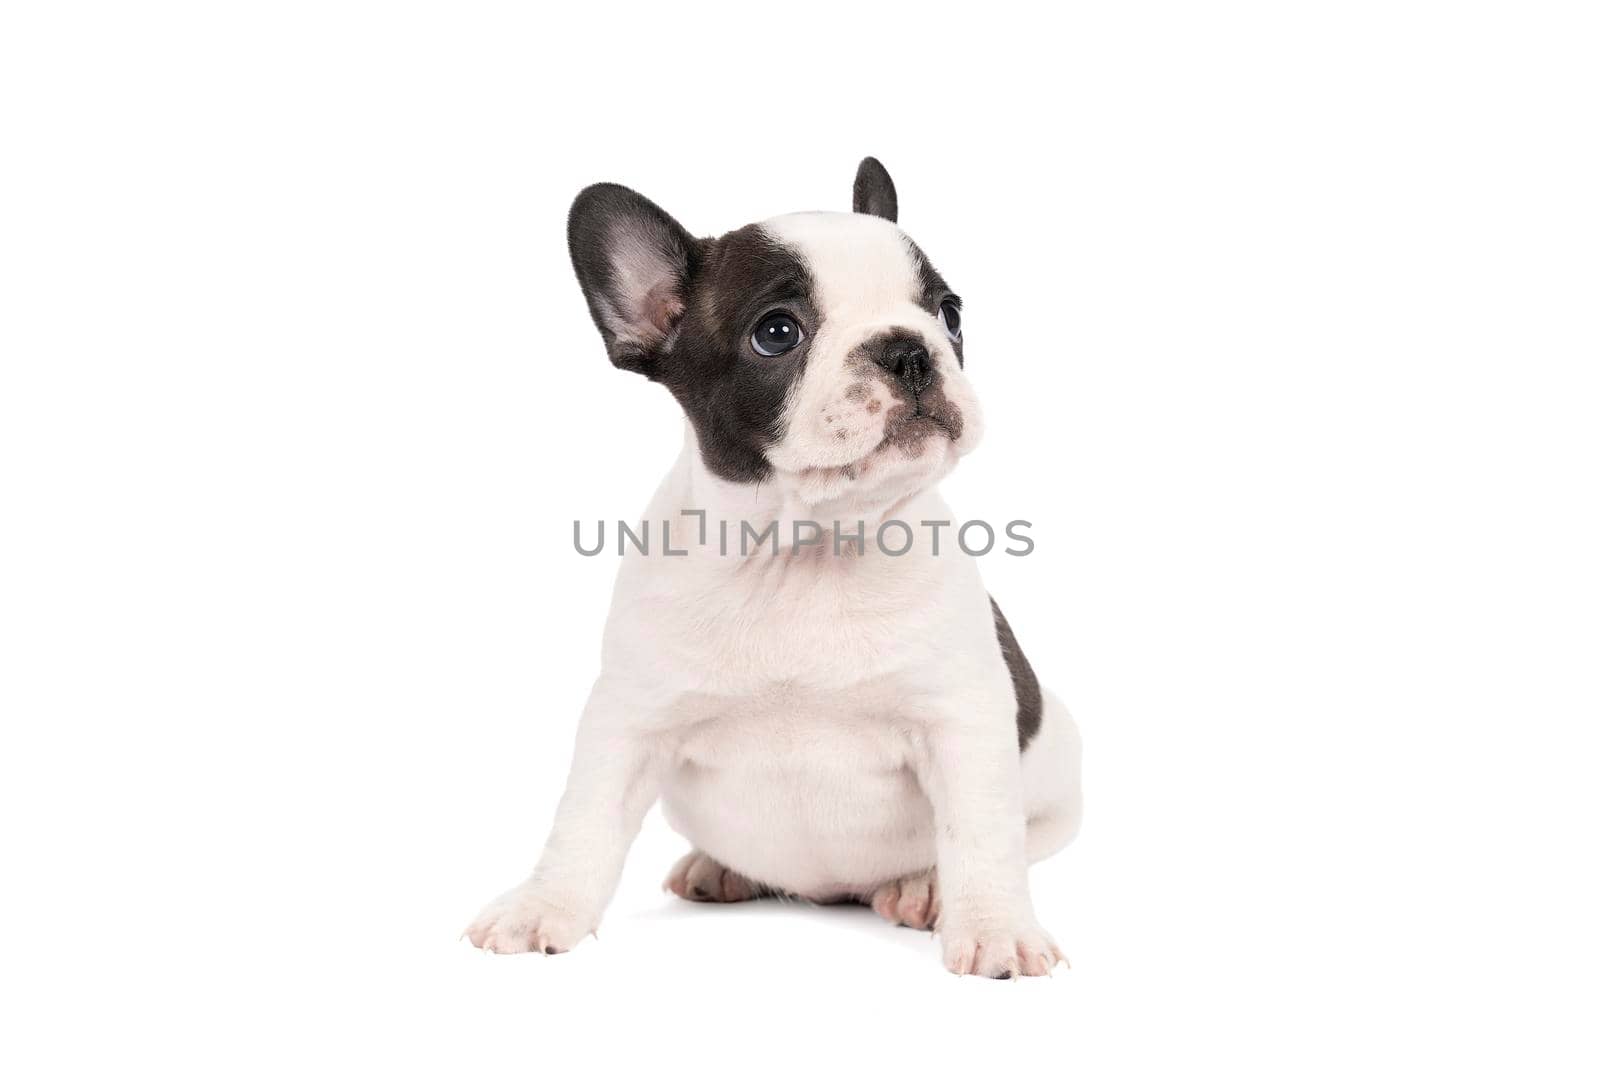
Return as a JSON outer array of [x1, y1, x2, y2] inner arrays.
[[568, 183, 700, 376]]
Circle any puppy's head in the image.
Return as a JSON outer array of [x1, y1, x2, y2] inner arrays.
[[568, 158, 981, 512]]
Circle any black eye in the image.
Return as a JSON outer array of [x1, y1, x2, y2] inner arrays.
[[938, 300, 962, 341], [751, 312, 803, 357]]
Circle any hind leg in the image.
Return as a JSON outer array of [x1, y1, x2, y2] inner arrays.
[[662, 849, 763, 903], [1023, 690, 1083, 861]]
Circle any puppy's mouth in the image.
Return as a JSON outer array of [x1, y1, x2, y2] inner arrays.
[[882, 409, 958, 451], [793, 406, 962, 487], [762, 376, 973, 506]]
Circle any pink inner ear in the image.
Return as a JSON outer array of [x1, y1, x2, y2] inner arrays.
[[641, 282, 684, 336]]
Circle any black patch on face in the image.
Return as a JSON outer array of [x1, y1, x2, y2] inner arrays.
[[657, 225, 817, 483], [903, 237, 963, 367], [991, 597, 1042, 750], [852, 156, 898, 222], [568, 182, 819, 483], [904, 238, 949, 304]]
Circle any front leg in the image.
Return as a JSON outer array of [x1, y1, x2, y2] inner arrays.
[[466, 676, 664, 954], [918, 709, 1065, 978]]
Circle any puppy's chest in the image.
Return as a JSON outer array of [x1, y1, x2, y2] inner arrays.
[[670, 685, 917, 777], [643, 555, 948, 690]]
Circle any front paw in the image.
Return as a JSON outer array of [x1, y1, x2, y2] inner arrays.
[[939, 918, 1066, 978], [464, 883, 595, 955]]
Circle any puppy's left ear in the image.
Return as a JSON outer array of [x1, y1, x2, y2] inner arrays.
[[568, 183, 701, 376], [852, 157, 898, 223]]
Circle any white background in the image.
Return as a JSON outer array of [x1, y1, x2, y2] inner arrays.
[[2, 2, 1597, 1063]]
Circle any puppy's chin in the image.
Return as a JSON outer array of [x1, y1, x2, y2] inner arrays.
[[769, 426, 963, 512]]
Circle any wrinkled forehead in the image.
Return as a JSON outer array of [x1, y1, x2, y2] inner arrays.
[[759, 211, 937, 315]]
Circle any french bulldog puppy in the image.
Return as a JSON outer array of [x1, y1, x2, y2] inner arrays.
[[466, 159, 1082, 978]]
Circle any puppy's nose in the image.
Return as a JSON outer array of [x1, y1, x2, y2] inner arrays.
[[876, 339, 934, 396]]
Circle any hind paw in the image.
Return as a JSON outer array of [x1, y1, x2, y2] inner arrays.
[[663, 850, 761, 903], [868, 870, 940, 930]]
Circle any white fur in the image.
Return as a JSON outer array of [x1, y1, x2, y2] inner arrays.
[[763, 212, 984, 516], [466, 212, 1081, 978]]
